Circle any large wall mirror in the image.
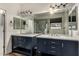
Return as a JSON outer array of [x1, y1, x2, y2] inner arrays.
[[13, 17, 26, 30], [34, 4, 77, 36], [34, 12, 66, 35]]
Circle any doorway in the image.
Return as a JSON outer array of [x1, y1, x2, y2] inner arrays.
[[0, 9, 6, 56]]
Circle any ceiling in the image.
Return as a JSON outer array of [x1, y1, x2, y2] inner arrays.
[[20, 3, 75, 14], [20, 3, 50, 14]]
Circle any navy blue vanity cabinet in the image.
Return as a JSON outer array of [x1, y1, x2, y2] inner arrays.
[[62, 40, 78, 56], [37, 38, 48, 54], [12, 36, 20, 49], [12, 35, 79, 56], [36, 37, 78, 56], [13, 36, 25, 48], [46, 39, 62, 56], [17, 36, 24, 47], [37, 38, 62, 56], [21, 36, 33, 56], [12, 36, 33, 56], [22, 37, 33, 49]]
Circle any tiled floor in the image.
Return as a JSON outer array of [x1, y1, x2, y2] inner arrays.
[[6, 52, 24, 56]]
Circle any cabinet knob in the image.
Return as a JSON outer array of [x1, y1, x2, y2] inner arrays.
[[38, 51, 41, 53], [34, 47, 38, 49]]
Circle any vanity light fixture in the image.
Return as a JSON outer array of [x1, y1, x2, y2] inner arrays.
[[18, 9, 32, 17], [49, 3, 68, 14], [49, 5, 60, 14], [0, 9, 5, 14], [49, 7, 54, 14]]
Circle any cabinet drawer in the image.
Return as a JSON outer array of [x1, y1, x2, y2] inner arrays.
[[47, 50, 61, 56], [47, 50, 57, 55], [48, 39, 62, 46], [47, 46, 62, 56], [47, 46, 59, 50], [46, 45, 61, 52], [46, 39, 62, 55]]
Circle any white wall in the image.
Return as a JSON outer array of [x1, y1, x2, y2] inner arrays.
[[0, 3, 21, 55], [0, 14, 4, 55], [0, 3, 35, 55], [20, 16, 34, 34], [20, 3, 50, 14]]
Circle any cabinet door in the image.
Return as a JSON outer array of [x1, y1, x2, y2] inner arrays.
[[19, 37, 25, 48], [37, 38, 48, 53], [12, 36, 19, 49], [24, 37, 33, 49], [62, 40, 78, 56]]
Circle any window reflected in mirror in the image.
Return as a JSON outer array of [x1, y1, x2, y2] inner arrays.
[[50, 17, 63, 34], [13, 17, 26, 30]]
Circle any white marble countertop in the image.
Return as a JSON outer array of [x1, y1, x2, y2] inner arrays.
[[12, 34, 39, 37], [12, 34, 79, 41], [36, 34, 79, 41]]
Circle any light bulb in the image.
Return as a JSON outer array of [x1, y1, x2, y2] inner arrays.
[[0, 9, 5, 14], [49, 7, 63, 14], [49, 8, 54, 14]]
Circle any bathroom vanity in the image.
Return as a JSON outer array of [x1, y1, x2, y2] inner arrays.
[[12, 34, 79, 56], [12, 34, 38, 56], [36, 35, 79, 56], [11, 3, 79, 56]]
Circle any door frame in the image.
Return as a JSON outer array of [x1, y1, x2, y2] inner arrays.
[[0, 8, 6, 56]]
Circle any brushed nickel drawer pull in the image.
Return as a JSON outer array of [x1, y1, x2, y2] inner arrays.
[[51, 47, 56, 48], [51, 42, 55, 44], [50, 51, 56, 53]]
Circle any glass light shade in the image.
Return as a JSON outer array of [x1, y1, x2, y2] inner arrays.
[[49, 8, 62, 14], [0, 9, 5, 14]]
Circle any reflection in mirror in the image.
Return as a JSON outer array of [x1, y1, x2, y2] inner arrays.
[[13, 17, 26, 30], [34, 3, 77, 36], [34, 19, 48, 34], [50, 17, 63, 35], [21, 20, 26, 29], [68, 7, 77, 36], [34, 12, 67, 35], [69, 9, 76, 30], [13, 17, 21, 29]]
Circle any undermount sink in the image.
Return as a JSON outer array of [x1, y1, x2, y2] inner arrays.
[[37, 34, 70, 39]]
